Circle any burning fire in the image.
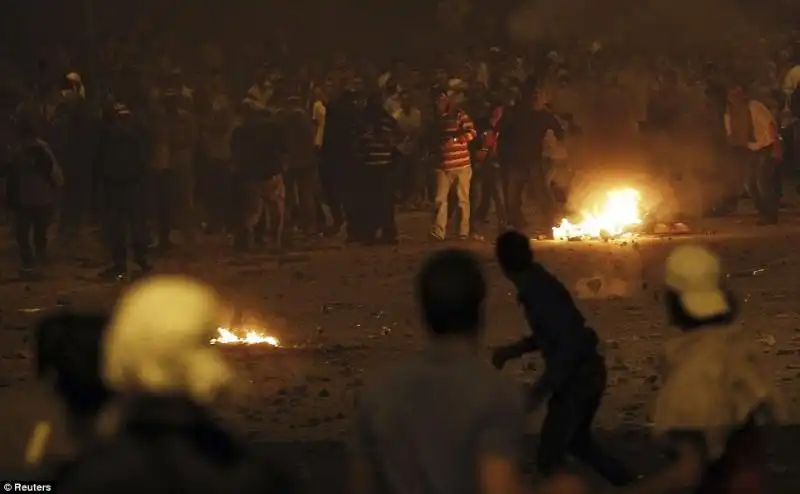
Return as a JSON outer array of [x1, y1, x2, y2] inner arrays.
[[552, 188, 642, 241], [211, 327, 280, 346]]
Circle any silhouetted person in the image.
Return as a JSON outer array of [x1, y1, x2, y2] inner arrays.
[[492, 230, 635, 486], [93, 102, 152, 279], [56, 276, 294, 494], [1, 115, 63, 279], [350, 249, 526, 494], [19, 311, 113, 478]]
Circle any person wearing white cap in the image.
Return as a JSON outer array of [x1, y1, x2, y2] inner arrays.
[[55, 275, 294, 494], [623, 245, 785, 494]]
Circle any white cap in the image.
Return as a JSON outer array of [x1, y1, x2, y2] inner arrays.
[[665, 245, 729, 319], [103, 275, 232, 404]]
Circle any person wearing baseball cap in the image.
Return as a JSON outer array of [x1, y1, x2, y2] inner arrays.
[[55, 275, 295, 493], [664, 244, 732, 323], [623, 245, 785, 494]]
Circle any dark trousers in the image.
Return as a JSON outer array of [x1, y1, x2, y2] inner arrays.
[[734, 147, 778, 222], [470, 164, 506, 234], [59, 164, 92, 237], [200, 159, 233, 232], [235, 174, 286, 249], [14, 204, 53, 269], [534, 354, 634, 486], [319, 156, 346, 227], [103, 182, 149, 269], [284, 166, 318, 233], [503, 163, 555, 230], [151, 169, 177, 246], [361, 165, 397, 240]]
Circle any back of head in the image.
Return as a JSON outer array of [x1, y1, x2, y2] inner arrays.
[[416, 249, 486, 336], [35, 310, 112, 417], [495, 230, 534, 274], [103, 275, 232, 405]]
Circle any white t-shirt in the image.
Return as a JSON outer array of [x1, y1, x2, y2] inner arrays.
[[393, 108, 422, 155]]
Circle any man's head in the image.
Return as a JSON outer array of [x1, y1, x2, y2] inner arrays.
[[416, 249, 486, 338], [495, 230, 534, 276], [435, 90, 450, 113], [103, 275, 232, 405], [726, 82, 747, 105], [664, 244, 735, 330]]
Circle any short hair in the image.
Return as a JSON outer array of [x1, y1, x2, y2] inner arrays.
[[415, 249, 486, 336], [35, 311, 112, 417], [495, 230, 534, 273]]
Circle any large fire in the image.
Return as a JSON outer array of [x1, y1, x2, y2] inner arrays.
[[552, 188, 642, 241], [211, 327, 280, 346]]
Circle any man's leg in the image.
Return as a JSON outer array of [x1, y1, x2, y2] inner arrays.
[[504, 167, 527, 230], [153, 170, 174, 249], [528, 161, 557, 230], [568, 356, 636, 486], [470, 169, 486, 237], [264, 174, 287, 250], [103, 190, 128, 273], [31, 205, 53, 266], [487, 166, 508, 231], [431, 169, 454, 239], [14, 206, 35, 271], [127, 184, 151, 271], [377, 166, 398, 242], [233, 181, 262, 251], [754, 150, 779, 224], [536, 392, 576, 478], [454, 166, 473, 238]]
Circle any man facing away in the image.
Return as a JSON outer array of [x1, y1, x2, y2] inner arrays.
[[350, 249, 526, 494], [491, 230, 635, 486], [230, 104, 287, 251]]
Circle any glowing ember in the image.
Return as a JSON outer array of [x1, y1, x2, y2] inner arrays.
[[552, 188, 642, 241], [211, 327, 280, 346]]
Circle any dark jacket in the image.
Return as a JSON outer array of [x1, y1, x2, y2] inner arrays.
[[93, 117, 151, 185], [514, 263, 599, 406], [278, 107, 316, 170], [2, 138, 64, 208], [55, 396, 295, 494], [231, 116, 285, 181], [497, 107, 563, 168]]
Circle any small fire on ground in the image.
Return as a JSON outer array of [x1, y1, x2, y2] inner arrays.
[[211, 327, 280, 346], [552, 188, 642, 241]]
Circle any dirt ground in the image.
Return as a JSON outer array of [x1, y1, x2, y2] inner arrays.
[[1, 202, 800, 492]]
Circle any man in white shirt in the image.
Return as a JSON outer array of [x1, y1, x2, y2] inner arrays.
[[724, 83, 781, 225], [392, 90, 423, 207]]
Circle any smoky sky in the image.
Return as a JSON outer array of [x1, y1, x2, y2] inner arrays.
[[508, 0, 769, 59]]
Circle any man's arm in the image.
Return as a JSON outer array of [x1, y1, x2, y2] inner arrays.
[[545, 111, 565, 140], [459, 111, 478, 142]]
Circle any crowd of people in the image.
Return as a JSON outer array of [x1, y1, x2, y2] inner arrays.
[[2, 27, 800, 279], [22, 237, 783, 493]]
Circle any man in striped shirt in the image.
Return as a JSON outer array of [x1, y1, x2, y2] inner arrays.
[[429, 91, 477, 240], [354, 97, 400, 245]]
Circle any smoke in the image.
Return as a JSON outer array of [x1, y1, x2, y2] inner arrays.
[[508, 0, 770, 60]]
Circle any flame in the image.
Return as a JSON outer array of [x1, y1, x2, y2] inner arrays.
[[211, 327, 280, 346], [552, 188, 642, 241]]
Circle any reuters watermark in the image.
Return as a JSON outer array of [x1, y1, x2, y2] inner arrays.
[[2, 483, 53, 492]]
